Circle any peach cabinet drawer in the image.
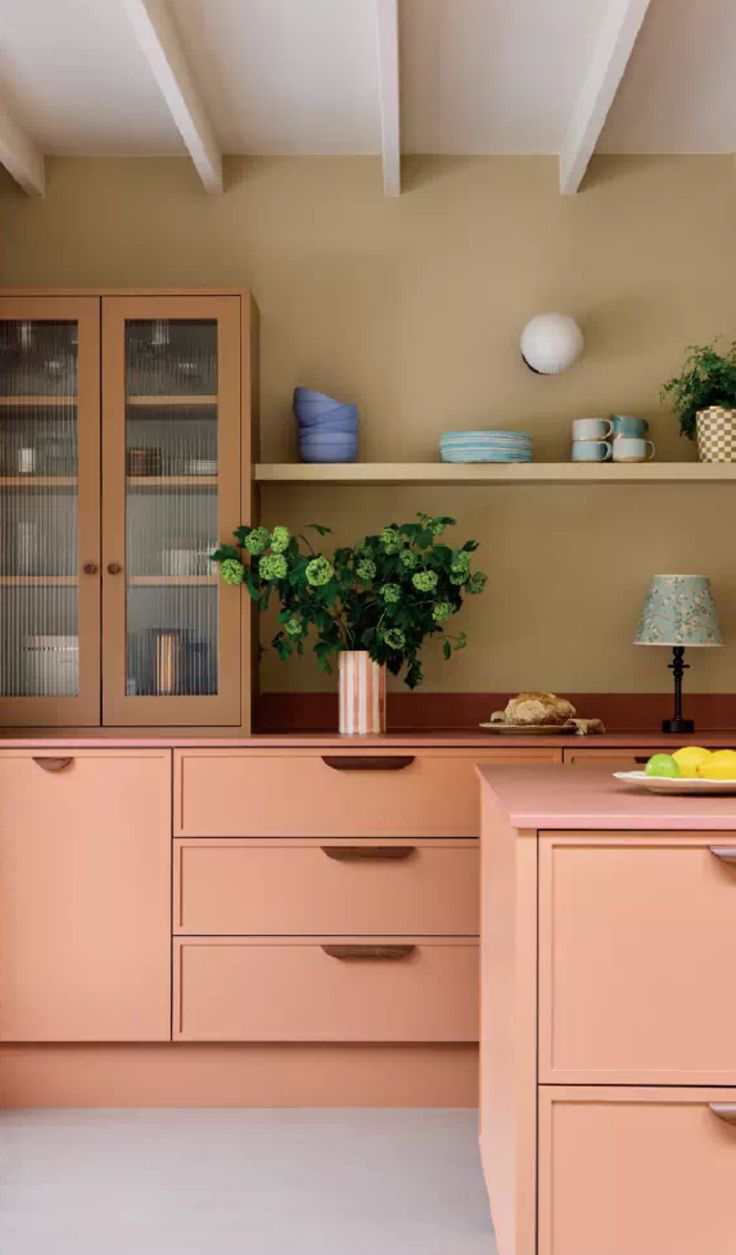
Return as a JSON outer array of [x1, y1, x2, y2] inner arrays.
[[174, 839, 479, 935], [539, 1086, 736, 1255], [173, 937, 479, 1041], [539, 833, 736, 1084], [174, 747, 558, 837]]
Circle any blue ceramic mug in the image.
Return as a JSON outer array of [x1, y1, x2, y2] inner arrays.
[[612, 414, 648, 439], [572, 439, 611, 462]]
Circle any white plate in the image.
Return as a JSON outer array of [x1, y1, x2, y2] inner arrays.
[[613, 770, 736, 795]]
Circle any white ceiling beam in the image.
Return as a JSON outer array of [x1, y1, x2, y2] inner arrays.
[[121, 0, 223, 193], [0, 100, 44, 197], [559, 0, 653, 195], [375, 0, 401, 197]]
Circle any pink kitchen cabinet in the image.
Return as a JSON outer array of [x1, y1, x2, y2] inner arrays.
[[538, 1087, 736, 1255], [0, 749, 171, 1041]]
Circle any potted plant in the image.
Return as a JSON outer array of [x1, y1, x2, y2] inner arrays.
[[213, 513, 487, 734], [661, 340, 736, 462]]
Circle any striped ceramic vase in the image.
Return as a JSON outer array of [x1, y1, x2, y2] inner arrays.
[[338, 650, 386, 735]]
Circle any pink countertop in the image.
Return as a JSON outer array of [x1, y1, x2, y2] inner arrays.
[[478, 764, 736, 831], [1, 730, 736, 749]]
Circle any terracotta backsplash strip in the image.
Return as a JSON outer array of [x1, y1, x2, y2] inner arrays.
[[256, 692, 736, 733]]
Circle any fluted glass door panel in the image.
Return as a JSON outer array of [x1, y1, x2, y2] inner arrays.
[[0, 300, 100, 725], [125, 319, 218, 698], [102, 298, 241, 725]]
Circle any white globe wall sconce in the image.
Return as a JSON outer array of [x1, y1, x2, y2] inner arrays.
[[520, 313, 584, 375]]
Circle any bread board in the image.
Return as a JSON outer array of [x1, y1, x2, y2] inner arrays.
[[478, 722, 573, 735]]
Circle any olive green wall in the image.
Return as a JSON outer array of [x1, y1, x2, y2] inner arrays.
[[1, 154, 734, 694]]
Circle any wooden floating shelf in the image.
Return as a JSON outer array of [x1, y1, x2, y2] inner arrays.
[[0, 476, 77, 487], [126, 396, 217, 407], [0, 396, 76, 407], [126, 476, 218, 488], [255, 462, 736, 486], [129, 575, 217, 586], [0, 576, 78, 586]]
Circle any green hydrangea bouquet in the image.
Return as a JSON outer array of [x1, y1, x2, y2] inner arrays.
[[212, 514, 487, 688]]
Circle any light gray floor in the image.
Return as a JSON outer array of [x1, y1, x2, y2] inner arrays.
[[0, 1108, 496, 1255]]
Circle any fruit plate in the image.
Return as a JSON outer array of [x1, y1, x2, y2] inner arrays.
[[613, 771, 736, 795]]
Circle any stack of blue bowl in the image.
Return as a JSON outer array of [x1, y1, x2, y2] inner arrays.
[[293, 388, 359, 463]]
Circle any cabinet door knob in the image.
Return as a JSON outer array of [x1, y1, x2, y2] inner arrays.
[[32, 756, 73, 773], [83, 562, 98, 575], [321, 755, 415, 772], [709, 1104, 736, 1125], [106, 562, 122, 575], [321, 845, 416, 862], [321, 943, 416, 961]]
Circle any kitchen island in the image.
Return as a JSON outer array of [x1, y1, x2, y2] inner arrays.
[[479, 764, 736, 1255]]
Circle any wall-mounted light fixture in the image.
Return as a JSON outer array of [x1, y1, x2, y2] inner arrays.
[[520, 313, 584, 375]]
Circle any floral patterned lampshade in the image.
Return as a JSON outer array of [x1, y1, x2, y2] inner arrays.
[[634, 575, 724, 648]]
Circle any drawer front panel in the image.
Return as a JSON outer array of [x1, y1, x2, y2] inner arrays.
[[174, 937, 479, 1041], [539, 1086, 736, 1255], [174, 748, 559, 837], [539, 833, 736, 1083], [174, 839, 479, 936]]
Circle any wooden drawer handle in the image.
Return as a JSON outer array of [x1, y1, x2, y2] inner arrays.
[[321, 943, 416, 961], [709, 1104, 736, 1125], [710, 846, 736, 866], [32, 756, 73, 773], [322, 845, 416, 862], [321, 756, 415, 772]]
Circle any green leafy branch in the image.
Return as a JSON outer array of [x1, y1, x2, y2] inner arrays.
[[211, 513, 487, 689], [661, 339, 736, 440]]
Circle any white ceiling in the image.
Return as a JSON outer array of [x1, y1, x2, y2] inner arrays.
[[172, 0, 382, 155], [400, 0, 610, 155], [0, 0, 732, 160], [600, 0, 736, 153], [0, 0, 182, 154]]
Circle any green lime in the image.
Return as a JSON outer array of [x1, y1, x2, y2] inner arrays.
[[644, 753, 680, 778]]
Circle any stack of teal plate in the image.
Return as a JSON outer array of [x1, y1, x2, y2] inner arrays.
[[439, 430, 533, 463]]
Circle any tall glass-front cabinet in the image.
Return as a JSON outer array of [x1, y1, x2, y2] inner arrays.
[[0, 291, 257, 728]]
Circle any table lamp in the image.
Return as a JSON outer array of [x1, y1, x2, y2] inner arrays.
[[634, 574, 723, 733]]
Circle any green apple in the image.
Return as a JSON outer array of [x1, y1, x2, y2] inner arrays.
[[645, 753, 680, 778]]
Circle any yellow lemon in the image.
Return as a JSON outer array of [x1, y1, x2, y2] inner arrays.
[[672, 746, 712, 778], [698, 750, 736, 781]]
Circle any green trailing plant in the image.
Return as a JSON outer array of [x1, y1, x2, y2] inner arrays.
[[212, 514, 487, 689], [661, 340, 736, 440]]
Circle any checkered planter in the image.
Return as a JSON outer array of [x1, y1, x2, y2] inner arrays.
[[696, 407, 736, 462]]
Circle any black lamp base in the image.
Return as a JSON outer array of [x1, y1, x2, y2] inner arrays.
[[663, 646, 694, 735]]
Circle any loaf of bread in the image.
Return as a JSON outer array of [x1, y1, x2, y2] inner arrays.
[[502, 691, 576, 726]]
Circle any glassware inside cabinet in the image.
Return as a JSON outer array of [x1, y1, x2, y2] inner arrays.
[[0, 320, 80, 698], [125, 319, 216, 398], [124, 318, 219, 699]]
